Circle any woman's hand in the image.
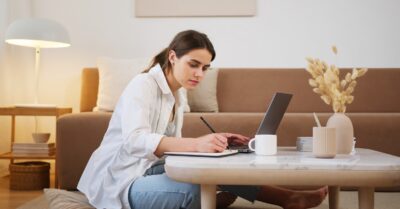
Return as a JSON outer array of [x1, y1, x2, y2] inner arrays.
[[221, 133, 250, 146], [195, 134, 229, 153]]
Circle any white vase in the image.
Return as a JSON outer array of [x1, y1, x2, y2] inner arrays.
[[326, 113, 354, 154]]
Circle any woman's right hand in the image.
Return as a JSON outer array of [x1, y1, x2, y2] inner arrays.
[[195, 134, 229, 153]]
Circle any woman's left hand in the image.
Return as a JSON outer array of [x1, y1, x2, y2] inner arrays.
[[220, 133, 250, 146]]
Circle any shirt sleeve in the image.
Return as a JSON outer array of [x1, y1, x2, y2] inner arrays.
[[117, 75, 164, 160]]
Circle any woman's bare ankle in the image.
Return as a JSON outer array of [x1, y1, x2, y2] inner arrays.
[[283, 186, 328, 209]]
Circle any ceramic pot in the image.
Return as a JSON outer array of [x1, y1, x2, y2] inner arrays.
[[32, 133, 50, 143], [326, 113, 354, 154]]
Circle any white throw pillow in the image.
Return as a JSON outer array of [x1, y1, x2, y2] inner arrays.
[[187, 68, 219, 112], [180, 88, 191, 112], [95, 57, 150, 111]]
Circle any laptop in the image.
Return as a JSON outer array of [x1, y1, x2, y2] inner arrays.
[[231, 92, 292, 152], [164, 92, 292, 157]]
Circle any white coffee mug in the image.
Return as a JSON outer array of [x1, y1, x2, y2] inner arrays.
[[249, 134, 277, 155]]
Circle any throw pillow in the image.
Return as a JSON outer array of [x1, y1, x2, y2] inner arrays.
[[44, 188, 95, 209], [187, 68, 219, 112], [95, 57, 150, 111], [180, 88, 191, 112]]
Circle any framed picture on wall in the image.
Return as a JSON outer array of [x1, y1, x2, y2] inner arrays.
[[135, 0, 256, 17]]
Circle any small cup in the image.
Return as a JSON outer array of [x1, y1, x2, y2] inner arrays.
[[312, 127, 336, 158], [32, 133, 50, 143], [249, 134, 277, 155]]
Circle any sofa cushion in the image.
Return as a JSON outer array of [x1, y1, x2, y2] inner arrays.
[[187, 68, 219, 112], [217, 68, 400, 113], [180, 88, 191, 112], [95, 57, 149, 111], [57, 112, 112, 190], [94, 58, 191, 112]]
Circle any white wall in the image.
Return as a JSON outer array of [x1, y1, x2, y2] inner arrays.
[[26, 0, 400, 105], [6, 0, 400, 108], [0, 0, 36, 174], [1, 0, 400, 173], [0, 0, 8, 175]]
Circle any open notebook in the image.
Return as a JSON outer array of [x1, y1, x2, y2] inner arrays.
[[165, 150, 238, 157]]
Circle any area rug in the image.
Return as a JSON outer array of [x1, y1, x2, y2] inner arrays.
[[17, 195, 48, 209], [17, 190, 400, 209]]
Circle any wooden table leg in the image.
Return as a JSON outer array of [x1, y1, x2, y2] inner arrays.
[[328, 186, 340, 209], [358, 187, 374, 209], [10, 115, 15, 164], [201, 184, 216, 209], [55, 160, 58, 188]]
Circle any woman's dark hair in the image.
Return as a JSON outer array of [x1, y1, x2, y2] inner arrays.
[[143, 30, 215, 73]]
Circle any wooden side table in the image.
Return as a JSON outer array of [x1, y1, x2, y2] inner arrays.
[[0, 106, 72, 188]]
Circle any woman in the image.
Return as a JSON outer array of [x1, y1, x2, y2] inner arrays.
[[78, 30, 327, 209]]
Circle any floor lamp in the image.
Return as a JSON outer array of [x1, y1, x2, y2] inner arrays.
[[5, 18, 70, 137], [5, 18, 71, 107]]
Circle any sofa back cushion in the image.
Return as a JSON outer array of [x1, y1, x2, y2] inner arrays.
[[80, 68, 400, 113], [187, 68, 219, 112], [95, 57, 150, 112], [217, 68, 400, 113]]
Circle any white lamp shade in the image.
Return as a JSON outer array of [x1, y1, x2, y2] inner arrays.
[[5, 18, 70, 48]]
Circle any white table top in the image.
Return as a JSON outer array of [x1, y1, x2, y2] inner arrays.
[[166, 148, 400, 171]]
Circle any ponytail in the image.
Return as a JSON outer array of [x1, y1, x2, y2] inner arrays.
[[142, 48, 169, 73]]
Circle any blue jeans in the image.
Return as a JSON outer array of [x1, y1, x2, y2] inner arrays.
[[128, 159, 261, 209]]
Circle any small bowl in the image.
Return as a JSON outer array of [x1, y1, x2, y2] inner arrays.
[[32, 133, 50, 143]]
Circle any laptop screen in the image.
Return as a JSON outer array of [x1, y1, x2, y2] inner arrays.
[[256, 92, 292, 135]]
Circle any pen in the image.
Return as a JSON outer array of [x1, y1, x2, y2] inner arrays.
[[200, 116, 230, 150], [200, 116, 216, 133]]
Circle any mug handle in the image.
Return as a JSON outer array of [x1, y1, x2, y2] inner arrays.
[[248, 138, 256, 151]]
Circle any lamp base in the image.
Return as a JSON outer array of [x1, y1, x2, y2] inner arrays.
[[15, 104, 57, 108]]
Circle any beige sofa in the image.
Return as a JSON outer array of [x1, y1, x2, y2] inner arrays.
[[57, 67, 400, 191]]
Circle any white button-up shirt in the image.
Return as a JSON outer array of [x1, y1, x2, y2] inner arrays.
[[78, 64, 184, 209]]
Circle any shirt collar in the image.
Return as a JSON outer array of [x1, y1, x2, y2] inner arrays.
[[149, 64, 172, 95]]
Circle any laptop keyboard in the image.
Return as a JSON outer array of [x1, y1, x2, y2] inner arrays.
[[229, 145, 253, 153]]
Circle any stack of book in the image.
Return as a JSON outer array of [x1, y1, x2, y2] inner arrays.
[[12, 142, 55, 156], [296, 137, 313, 152]]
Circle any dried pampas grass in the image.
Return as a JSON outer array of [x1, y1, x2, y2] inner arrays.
[[305, 47, 367, 113]]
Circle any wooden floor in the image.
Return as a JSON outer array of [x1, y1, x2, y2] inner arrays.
[[0, 173, 54, 209]]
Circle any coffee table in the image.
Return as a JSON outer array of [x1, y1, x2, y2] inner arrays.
[[165, 148, 400, 209]]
